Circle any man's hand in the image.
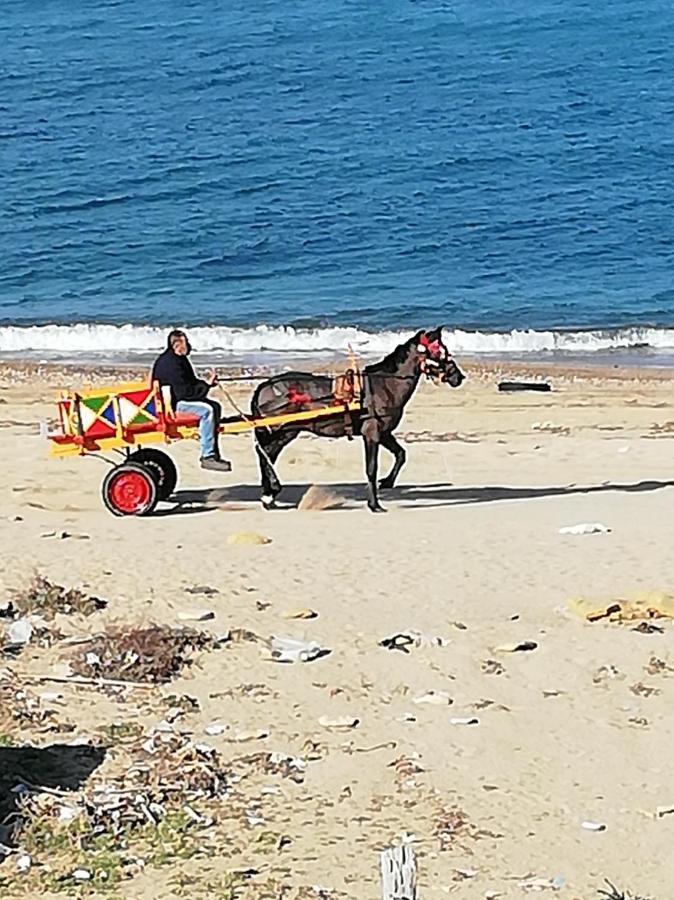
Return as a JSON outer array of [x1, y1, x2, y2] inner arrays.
[[205, 368, 218, 386]]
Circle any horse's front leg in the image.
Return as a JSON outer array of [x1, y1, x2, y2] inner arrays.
[[379, 432, 406, 489], [255, 430, 280, 508], [364, 436, 385, 513], [256, 428, 296, 508]]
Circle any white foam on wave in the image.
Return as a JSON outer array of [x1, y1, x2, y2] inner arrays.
[[1, 322, 674, 357]]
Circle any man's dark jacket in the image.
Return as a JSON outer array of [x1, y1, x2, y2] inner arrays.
[[151, 347, 210, 408]]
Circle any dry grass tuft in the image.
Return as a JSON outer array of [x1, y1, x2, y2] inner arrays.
[[14, 574, 106, 620], [433, 804, 469, 850], [70, 624, 218, 684]]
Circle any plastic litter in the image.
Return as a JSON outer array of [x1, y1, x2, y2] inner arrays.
[[231, 729, 269, 743], [16, 854, 31, 873], [581, 820, 606, 831], [58, 805, 77, 822], [559, 522, 610, 535], [318, 715, 359, 731], [412, 691, 453, 706], [204, 722, 227, 736], [6, 617, 33, 647], [178, 610, 215, 622], [455, 867, 477, 879], [519, 875, 565, 892], [184, 585, 219, 596], [269, 636, 325, 663], [379, 631, 449, 653], [72, 869, 92, 881]]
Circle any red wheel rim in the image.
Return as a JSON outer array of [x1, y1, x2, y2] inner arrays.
[[108, 469, 152, 514]]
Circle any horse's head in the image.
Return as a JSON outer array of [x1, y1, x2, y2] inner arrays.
[[417, 327, 465, 388]]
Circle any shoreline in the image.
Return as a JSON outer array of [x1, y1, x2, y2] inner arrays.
[[2, 355, 674, 390], [4, 323, 674, 370]]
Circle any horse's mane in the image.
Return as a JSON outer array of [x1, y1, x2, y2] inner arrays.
[[364, 332, 419, 374]]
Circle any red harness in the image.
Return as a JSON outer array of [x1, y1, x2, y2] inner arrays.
[[418, 333, 447, 381], [287, 386, 313, 407]]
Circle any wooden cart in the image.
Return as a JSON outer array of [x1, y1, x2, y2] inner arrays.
[[47, 380, 360, 516]]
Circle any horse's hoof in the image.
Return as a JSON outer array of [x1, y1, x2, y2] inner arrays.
[[261, 495, 277, 510], [369, 504, 387, 514], [379, 478, 394, 490]]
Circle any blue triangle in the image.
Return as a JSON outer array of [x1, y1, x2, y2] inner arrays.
[[101, 403, 116, 425]]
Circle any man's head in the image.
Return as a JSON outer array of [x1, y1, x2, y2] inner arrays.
[[167, 329, 190, 355]]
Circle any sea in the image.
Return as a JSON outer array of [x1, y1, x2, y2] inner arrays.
[[3, 0, 674, 366]]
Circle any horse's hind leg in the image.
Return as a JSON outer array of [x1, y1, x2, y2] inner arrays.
[[364, 435, 385, 513], [379, 432, 406, 489], [255, 427, 297, 508]]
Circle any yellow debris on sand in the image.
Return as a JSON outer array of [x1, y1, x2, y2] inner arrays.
[[226, 532, 272, 546], [569, 592, 674, 623], [281, 608, 318, 620]]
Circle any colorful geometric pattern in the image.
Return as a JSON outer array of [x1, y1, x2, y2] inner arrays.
[[61, 384, 160, 439], [117, 388, 158, 429], [78, 394, 116, 438]]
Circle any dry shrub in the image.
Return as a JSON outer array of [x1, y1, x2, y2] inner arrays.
[[598, 881, 651, 900], [0, 679, 73, 736], [297, 484, 343, 511], [232, 751, 306, 784], [71, 624, 218, 684], [14, 574, 106, 620], [433, 804, 469, 850]]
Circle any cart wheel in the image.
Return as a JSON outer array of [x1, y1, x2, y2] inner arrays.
[[102, 463, 158, 517], [129, 448, 178, 500]]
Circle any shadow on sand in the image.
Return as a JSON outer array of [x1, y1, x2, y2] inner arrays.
[[0, 743, 106, 845], [168, 478, 674, 513]]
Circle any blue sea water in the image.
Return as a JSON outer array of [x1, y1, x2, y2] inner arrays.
[[3, 0, 674, 358]]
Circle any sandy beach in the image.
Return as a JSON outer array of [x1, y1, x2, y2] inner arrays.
[[1, 358, 674, 898]]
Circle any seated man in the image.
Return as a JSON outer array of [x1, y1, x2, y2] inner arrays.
[[151, 329, 231, 472]]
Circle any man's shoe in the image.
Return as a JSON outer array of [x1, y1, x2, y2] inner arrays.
[[200, 456, 232, 472]]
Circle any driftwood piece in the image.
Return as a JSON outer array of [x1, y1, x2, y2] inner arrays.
[[498, 381, 551, 393], [24, 674, 156, 690], [380, 843, 417, 900]]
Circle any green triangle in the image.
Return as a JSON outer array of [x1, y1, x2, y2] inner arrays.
[[130, 410, 152, 426], [82, 395, 108, 413]]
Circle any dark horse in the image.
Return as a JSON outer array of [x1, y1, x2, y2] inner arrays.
[[250, 328, 465, 512]]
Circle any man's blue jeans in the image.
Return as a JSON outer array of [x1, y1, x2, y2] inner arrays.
[[176, 400, 220, 459]]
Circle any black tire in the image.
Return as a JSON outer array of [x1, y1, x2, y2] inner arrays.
[[128, 449, 178, 500], [102, 463, 159, 517]]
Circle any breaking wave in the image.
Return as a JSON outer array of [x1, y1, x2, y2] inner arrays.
[[1, 322, 674, 358]]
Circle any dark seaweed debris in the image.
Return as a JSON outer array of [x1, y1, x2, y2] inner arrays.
[[14, 575, 106, 620], [71, 624, 219, 684]]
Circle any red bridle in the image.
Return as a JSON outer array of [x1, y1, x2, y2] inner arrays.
[[417, 333, 449, 381]]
